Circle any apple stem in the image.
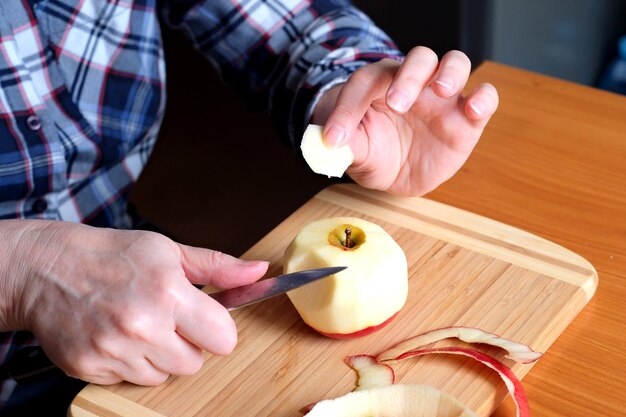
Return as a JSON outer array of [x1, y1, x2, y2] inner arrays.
[[345, 227, 352, 248]]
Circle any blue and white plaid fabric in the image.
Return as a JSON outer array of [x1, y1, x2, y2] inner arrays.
[[0, 0, 402, 406]]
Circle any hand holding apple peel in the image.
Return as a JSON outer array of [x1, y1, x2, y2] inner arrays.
[[301, 124, 354, 177], [283, 217, 408, 338]]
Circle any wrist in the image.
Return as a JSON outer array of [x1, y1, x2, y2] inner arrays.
[[0, 220, 65, 331]]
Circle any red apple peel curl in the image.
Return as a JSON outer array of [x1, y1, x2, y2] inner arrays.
[[392, 347, 530, 417], [376, 326, 543, 364], [304, 327, 542, 416]]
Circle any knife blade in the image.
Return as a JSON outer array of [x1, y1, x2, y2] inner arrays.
[[209, 266, 347, 310]]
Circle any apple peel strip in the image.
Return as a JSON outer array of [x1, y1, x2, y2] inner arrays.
[[345, 355, 395, 391], [394, 347, 531, 417], [376, 326, 543, 364]]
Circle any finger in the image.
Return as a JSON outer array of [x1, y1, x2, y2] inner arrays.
[[323, 59, 396, 147], [431, 50, 472, 98], [463, 82, 499, 124], [175, 286, 238, 356], [120, 356, 171, 386], [385, 46, 439, 113], [178, 244, 269, 288], [145, 331, 205, 376], [63, 355, 124, 385], [85, 374, 124, 385], [73, 354, 169, 386]]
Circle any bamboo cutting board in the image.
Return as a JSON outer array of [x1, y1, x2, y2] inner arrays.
[[70, 184, 597, 417]]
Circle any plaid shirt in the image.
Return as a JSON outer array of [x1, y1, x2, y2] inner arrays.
[[0, 0, 401, 407]]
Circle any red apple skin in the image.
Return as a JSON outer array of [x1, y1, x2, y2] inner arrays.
[[312, 312, 399, 339]]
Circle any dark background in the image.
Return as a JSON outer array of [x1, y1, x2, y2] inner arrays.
[[129, 0, 626, 255]]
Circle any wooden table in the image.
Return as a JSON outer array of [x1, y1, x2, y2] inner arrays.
[[71, 61, 626, 416], [428, 62, 626, 416]]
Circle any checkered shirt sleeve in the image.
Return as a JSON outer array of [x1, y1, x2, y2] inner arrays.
[[161, 0, 403, 145]]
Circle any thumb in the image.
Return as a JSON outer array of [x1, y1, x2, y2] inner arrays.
[[178, 244, 269, 288]]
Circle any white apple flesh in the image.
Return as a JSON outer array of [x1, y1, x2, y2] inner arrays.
[[300, 124, 354, 178], [284, 217, 408, 337], [305, 384, 480, 417]]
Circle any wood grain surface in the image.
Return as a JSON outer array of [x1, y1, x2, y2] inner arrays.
[[70, 182, 596, 417]]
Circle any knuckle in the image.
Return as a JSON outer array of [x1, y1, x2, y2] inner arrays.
[[141, 372, 170, 386], [447, 49, 470, 63], [114, 309, 158, 341], [396, 73, 423, 91], [188, 354, 205, 374], [408, 46, 438, 62], [137, 230, 172, 249], [66, 353, 97, 379], [89, 375, 122, 385], [441, 54, 471, 76], [378, 57, 402, 67], [348, 66, 376, 86], [173, 354, 204, 376], [90, 333, 117, 359], [152, 276, 180, 305], [328, 106, 357, 126], [208, 250, 227, 268], [456, 51, 472, 67]]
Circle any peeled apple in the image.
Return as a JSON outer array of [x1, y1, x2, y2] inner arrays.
[[284, 217, 408, 338]]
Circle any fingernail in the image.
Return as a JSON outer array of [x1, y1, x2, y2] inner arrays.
[[469, 100, 484, 116], [325, 125, 345, 147], [387, 89, 410, 112], [434, 78, 454, 91]]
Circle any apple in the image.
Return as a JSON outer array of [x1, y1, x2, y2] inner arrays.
[[300, 124, 354, 178], [283, 217, 408, 338], [305, 384, 479, 417]]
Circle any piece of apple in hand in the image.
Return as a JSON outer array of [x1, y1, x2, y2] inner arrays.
[[300, 124, 354, 178], [283, 217, 408, 338]]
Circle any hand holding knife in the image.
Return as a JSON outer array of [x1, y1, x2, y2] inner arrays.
[[7, 266, 346, 383]]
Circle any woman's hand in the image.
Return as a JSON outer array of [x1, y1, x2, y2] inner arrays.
[[313, 47, 499, 196], [1, 220, 268, 385]]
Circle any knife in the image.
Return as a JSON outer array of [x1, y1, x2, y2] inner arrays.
[[209, 266, 347, 310]]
